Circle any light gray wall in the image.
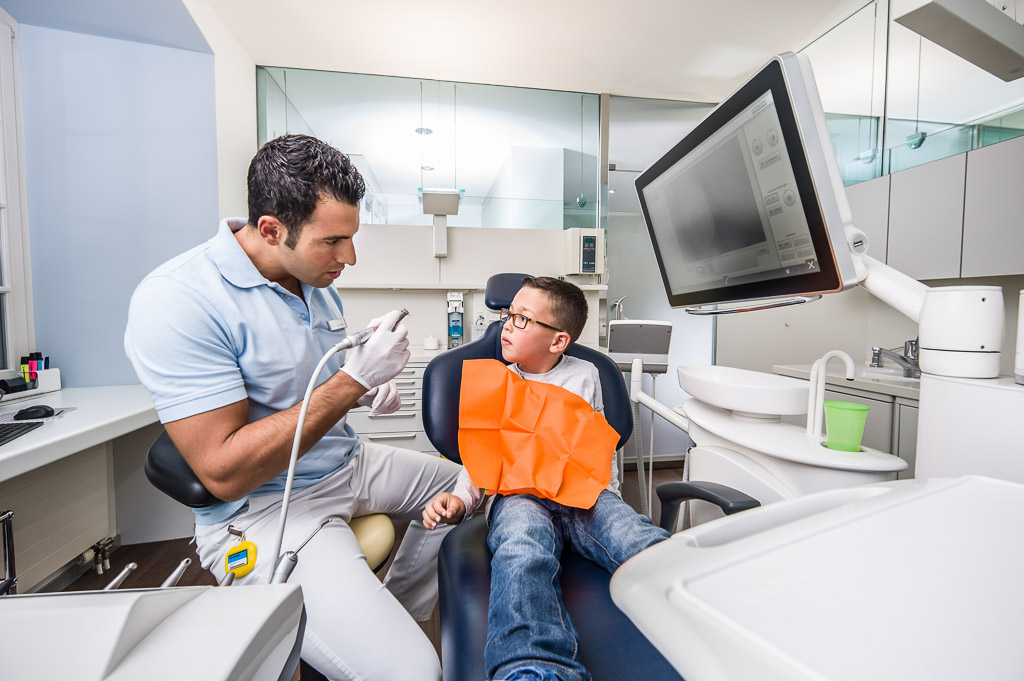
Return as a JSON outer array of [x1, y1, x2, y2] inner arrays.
[[606, 96, 718, 460], [607, 212, 712, 459], [20, 24, 218, 387]]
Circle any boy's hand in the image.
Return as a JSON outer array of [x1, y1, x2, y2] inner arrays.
[[422, 492, 466, 529]]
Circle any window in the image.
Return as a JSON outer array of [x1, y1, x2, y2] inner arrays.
[[0, 10, 33, 371]]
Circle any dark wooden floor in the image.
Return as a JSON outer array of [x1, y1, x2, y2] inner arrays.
[[64, 465, 684, 670]]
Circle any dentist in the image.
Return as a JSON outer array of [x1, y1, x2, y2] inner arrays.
[[125, 134, 460, 681]]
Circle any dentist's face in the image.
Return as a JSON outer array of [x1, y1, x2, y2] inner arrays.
[[278, 197, 359, 288]]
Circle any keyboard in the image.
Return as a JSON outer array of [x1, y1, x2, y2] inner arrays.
[[0, 421, 42, 447]]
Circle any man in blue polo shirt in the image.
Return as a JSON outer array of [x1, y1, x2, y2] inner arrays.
[[125, 134, 461, 680]]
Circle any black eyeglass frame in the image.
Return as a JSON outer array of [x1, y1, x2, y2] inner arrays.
[[499, 308, 564, 333]]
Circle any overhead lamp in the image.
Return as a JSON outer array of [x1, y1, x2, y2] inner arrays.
[[895, 0, 1024, 82], [415, 127, 433, 135], [419, 188, 464, 258]]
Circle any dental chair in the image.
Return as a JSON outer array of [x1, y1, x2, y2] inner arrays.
[[422, 273, 761, 681], [145, 430, 396, 681]]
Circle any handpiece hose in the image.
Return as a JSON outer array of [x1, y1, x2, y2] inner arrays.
[[267, 308, 409, 579]]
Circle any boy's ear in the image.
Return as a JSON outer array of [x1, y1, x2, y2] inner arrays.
[[549, 331, 571, 354]]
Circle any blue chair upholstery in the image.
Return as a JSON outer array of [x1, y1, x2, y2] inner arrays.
[[423, 273, 684, 681]]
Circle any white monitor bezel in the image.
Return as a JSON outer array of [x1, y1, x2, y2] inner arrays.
[[635, 52, 860, 309]]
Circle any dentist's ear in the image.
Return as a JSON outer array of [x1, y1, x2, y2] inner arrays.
[[256, 215, 286, 245]]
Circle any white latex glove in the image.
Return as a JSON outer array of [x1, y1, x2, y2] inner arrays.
[[356, 379, 402, 415], [339, 309, 410, 390]]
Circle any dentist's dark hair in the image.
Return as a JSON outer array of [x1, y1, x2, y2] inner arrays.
[[247, 134, 365, 248]]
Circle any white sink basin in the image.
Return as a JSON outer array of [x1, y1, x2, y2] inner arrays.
[[679, 365, 809, 416], [828, 366, 921, 384]]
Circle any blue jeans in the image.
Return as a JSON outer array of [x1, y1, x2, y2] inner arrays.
[[484, 490, 671, 681]]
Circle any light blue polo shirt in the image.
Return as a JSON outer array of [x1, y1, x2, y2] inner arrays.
[[125, 218, 361, 524]]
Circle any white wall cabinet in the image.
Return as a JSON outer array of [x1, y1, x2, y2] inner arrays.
[[962, 134, 1024, 278], [844, 175, 890, 262], [886, 154, 966, 280]]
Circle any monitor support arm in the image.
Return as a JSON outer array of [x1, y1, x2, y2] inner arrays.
[[857, 253, 927, 323], [851, 250, 1003, 379]]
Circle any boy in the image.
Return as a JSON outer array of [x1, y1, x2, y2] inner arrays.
[[422, 276, 670, 681]]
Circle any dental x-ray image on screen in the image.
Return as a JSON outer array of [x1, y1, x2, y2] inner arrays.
[[636, 53, 859, 310], [662, 135, 766, 268]]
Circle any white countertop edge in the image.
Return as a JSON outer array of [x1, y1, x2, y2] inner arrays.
[[773, 364, 921, 401], [0, 385, 158, 483]]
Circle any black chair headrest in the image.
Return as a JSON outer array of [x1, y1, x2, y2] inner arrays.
[[484, 273, 532, 311]]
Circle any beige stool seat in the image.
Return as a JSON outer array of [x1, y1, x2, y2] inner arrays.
[[349, 514, 396, 571]]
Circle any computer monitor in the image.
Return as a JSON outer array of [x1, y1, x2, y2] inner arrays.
[[636, 52, 861, 311]]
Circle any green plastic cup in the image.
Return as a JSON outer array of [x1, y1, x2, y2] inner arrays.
[[823, 401, 870, 452]]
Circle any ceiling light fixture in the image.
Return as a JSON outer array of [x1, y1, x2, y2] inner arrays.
[[415, 127, 433, 135], [896, 0, 1024, 82], [421, 165, 434, 171]]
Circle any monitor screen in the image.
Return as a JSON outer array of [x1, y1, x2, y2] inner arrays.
[[636, 53, 859, 310]]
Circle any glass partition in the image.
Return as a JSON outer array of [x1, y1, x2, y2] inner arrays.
[[803, 0, 1024, 182], [256, 67, 600, 230], [801, 0, 889, 186]]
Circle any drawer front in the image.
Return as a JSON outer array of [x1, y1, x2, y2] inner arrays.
[[394, 365, 425, 381], [361, 430, 435, 452], [348, 409, 424, 434], [392, 376, 422, 390], [351, 398, 421, 414]]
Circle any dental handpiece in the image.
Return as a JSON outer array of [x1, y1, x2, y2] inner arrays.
[[334, 309, 409, 351]]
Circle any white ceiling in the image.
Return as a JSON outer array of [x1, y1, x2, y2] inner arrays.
[[210, 0, 871, 203], [205, 0, 870, 102], [205, 0, 1024, 206]]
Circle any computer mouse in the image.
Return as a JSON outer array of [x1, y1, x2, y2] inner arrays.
[[14, 404, 55, 420]]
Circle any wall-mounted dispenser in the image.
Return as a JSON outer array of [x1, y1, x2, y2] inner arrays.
[[447, 291, 464, 348], [563, 227, 604, 276]]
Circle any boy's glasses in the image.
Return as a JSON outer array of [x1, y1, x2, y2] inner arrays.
[[500, 309, 563, 333]]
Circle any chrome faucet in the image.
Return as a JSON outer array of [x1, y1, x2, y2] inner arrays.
[[870, 343, 921, 378]]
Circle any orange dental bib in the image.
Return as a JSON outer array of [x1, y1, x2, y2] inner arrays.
[[457, 359, 619, 509]]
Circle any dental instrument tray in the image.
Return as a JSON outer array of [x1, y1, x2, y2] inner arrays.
[[611, 476, 1024, 681]]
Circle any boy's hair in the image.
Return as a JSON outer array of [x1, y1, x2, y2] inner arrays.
[[521, 276, 588, 343], [247, 134, 366, 248]]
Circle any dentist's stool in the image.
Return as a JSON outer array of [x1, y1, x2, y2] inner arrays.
[[144, 430, 395, 570]]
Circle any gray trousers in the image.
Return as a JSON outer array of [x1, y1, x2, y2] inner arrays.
[[195, 442, 461, 681]]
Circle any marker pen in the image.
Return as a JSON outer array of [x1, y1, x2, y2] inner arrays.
[[19, 356, 28, 382]]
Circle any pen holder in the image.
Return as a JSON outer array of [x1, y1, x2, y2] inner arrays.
[[0, 368, 61, 402], [823, 401, 870, 452]]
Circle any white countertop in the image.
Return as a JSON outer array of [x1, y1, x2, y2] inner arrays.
[[0, 385, 158, 482], [773, 364, 921, 401]]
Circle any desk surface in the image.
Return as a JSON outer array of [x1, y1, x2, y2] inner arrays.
[[0, 385, 158, 482]]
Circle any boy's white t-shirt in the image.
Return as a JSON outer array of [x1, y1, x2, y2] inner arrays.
[[450, 354, 621, 517]]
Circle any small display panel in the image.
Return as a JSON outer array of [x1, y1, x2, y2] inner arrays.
[[636, 55, 853, 309]]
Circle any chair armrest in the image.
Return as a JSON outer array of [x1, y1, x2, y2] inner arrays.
[[655, 481, 761, 532]]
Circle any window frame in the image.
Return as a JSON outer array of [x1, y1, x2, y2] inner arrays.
[[0, 9, 34, 372]]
